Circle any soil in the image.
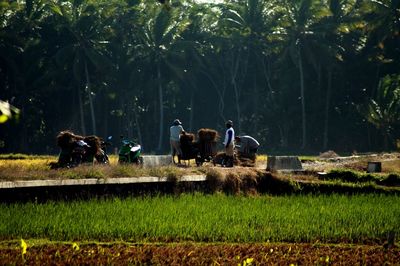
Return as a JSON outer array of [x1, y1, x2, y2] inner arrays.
[[301, 152, 400, 173], [1, 242, 399, 265]]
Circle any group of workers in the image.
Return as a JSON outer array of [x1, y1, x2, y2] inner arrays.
[[169, 119, 260, 167]]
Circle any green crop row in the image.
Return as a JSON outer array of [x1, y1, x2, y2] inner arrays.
[[1, 194, 399, 243], [324, 169, 400, 186]]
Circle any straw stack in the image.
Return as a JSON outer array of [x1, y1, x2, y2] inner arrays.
[[56, 130, 84, 150], [84, 135, 102, 156], [180, 132, 195, 143], [197, 128, 219, 142]]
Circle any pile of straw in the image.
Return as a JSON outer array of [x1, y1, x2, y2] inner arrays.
[[56, 131, 101, 155], [84, 135, 101, 156], [197, 128, 219, 142], [180, 132, 195, 143], [56, 131, 84, 150]]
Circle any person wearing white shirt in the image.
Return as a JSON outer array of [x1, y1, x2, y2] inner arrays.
[[223, 120, 235, 167], [170, 119, 184, 164]]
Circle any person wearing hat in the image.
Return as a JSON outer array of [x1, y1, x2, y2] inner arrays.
[[170, 119, 184, 164], [223, 120, 235, 167]]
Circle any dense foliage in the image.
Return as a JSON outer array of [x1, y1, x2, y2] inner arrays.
[[1, 0, 399, 154]]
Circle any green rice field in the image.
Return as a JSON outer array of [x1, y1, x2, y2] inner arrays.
[[1, 194, 399, 243]]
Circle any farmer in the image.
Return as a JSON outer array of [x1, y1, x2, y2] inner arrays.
[[235, 135, 260, 160], [223, 120, 235, 167], [170, 119, 184, 164]]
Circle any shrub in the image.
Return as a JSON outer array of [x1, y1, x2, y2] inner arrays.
[[378, 174, 400, 186]]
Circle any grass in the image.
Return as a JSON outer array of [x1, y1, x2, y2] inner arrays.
[[0, 155, 202, 181], [1, 194, 399, 243], [322, 169, 400, 186], [0, 154, 54, 160]]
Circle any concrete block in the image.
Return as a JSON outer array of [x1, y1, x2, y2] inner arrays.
[[367, 162, 382, 173], [142, 155, 173, 167], [266, 156, 302, 172]]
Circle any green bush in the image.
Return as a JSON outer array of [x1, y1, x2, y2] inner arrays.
[[378, 174, 400, 186], [324, 169, 380, 183]]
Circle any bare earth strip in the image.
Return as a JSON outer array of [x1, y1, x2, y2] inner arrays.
[[1, 242, 399, 265]]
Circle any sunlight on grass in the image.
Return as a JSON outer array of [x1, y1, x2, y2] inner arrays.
[[0, 155, 201, 181], [382, 160, 400, 174], [1, 194, 398, 243]]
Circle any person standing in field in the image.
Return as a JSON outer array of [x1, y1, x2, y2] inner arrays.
[[170, 119, 184, 164], [223, 120, 235, 167]]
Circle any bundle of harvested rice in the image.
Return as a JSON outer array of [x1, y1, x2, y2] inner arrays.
[[180, 132, 195, 143], [84, 135, 102, 155], [212, 152, 239, 166], [197, 128, 219, 142], [56, 130, 84, 150]]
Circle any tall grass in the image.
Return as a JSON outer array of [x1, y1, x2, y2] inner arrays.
[[1, 194, 399, 243]]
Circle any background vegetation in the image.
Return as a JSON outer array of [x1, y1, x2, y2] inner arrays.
[[1, 0, 400, 154]]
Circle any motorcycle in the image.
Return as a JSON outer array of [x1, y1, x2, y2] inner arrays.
[[118, 136, 143, 164], [71, 140, 90, 166]]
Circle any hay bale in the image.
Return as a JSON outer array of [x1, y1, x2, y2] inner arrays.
[[198, 128, 219, 142], [319, 150, 339, 159]]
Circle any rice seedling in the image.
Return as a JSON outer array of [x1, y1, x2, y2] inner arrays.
[[1, 194, 398, 243]]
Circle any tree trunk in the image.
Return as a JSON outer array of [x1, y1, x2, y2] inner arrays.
[[84, 59, 96, 135], [201, 70, 226, 123], [298, 49, 307, 149], [132, 102, 143, 150], [78, 86, 86, 136], [278, 123, 289, 148], [156, 63, 164, 152], [230, 51, 242, 133], [323, 68, 332, 150], [262, 57, 275, 101], [102, 93, 108, 138], [189, 89, 194, 132]]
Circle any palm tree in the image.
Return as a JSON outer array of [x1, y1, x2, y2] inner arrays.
[[49, 0, 111, 135], [278, 0, 331, 149], [362, 74, 400, 150], [361, 0, 400, 95], [137, 5, 191, 152], [213, 0, 279, 133], [316, 0, 363, 149]]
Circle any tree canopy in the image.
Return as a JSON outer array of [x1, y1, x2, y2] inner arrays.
[[1, 0, 399, 154]]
